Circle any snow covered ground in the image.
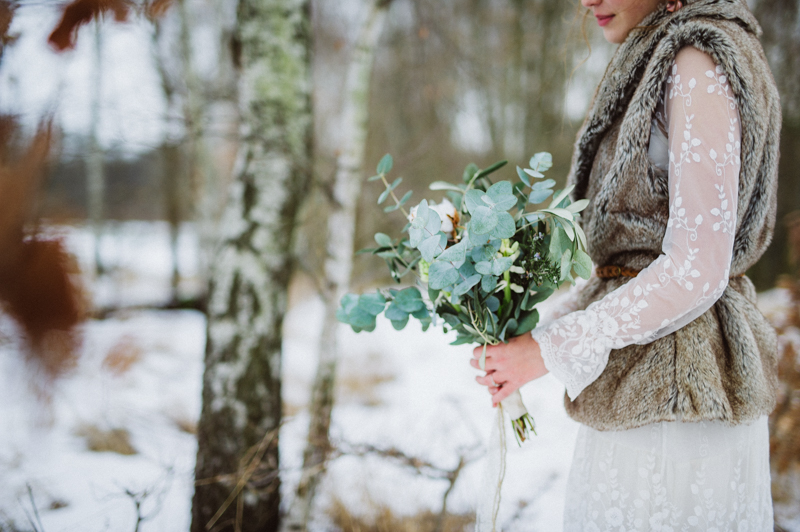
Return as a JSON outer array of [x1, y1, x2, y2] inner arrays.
[[0, 222, 797, 531]]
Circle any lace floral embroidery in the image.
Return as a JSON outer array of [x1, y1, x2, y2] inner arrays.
[[531, 48, 741, 401]]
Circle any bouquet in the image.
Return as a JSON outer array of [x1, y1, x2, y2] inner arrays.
[[337, 152, 591, 444]]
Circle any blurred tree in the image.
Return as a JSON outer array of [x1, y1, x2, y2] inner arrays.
[[87, 20, 105, 276], [751, 0, 800, 290], [282, 2, 393, 530], [190, 0, 312, 530]]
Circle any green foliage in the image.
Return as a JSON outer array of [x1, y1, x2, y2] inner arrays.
[[338, 152, 591, 348]]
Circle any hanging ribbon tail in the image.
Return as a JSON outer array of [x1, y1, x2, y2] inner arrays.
[[476, 404, 507, 532]]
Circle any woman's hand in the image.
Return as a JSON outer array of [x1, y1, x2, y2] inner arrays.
[[470, 334, 548, 406]]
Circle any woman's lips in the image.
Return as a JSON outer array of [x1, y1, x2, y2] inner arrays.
[[596, 14, 614, 27]]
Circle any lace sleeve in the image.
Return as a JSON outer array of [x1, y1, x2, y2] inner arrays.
[[531, 47, 742, 400]]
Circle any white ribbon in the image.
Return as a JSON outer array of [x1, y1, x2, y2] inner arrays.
[[476, 390, 528, 531]]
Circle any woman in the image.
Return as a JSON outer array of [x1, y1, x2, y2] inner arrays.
[[470, 0, 781, 529]]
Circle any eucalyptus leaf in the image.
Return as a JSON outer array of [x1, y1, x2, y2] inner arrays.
[[560, 248, 573, 281], [398, 190, 413, 206], [528, 189, 553, 204], [436, 238, 467, 264], [385, 302, 409, 321], [485, 295, 500, 312], [516, 166, 530, 187], [458, 260, 477, 278], [348, 307, 378, 331], [340, 293, 359, 313], [469, 229, 491, 247], [378, 187, 391, 205], [491, 256, 513, 276], [394, 287, 425, 313], [475, 261, 492, 275], [470, 207, 498, 234], [429, 181, 464, 193], [464, 189, 485, 213], [532, 178, 556, 190], [462, 163, 479, 184], [549, 184, 576, 209], [424, 209, 442, 237], [374, 233, 393, 247], [454, 274, 481, 296], [391, 317, 409, 330], [529, 152, 553, 172], [412, 308, 429, 320], [451, 335, 474, 346], [549, 226, 567, 259], [541, 207, 574, 221], [490, 212, 515, 239], [472, 245, 495, 263], [428, 261, 460, 289], [419, 233, 447, 262], [515, 309, 540, 336], [358, 293, 387, 315], [566, 198, 590, 213], [443, 314, 460, 328], [574, 249, 593, 279], [500, 318, 518, 341], [575, 222, 588, 250], [377, 153, 393, 174], [523, 168, 544, 179], [482, 275, 498, 292], [561, 220, 575, 241]]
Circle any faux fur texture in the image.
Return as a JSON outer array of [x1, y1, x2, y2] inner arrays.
[[564, 0, 781, 431]]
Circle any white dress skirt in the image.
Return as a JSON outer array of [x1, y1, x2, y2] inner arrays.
[[563, 416, 773, 531], [527, 48, 775, 531]]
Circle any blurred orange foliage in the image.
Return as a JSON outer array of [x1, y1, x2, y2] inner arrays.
[[0, 119, 87, 378]]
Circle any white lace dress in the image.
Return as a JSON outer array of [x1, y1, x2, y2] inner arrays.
[[530, 47, 774, 531]]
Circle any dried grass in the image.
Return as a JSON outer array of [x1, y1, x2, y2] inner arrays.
[[75, 424, 137, 455], [336, 353, 395, 407], [102, 334, 143, 376], [327, 496, 474, 532]]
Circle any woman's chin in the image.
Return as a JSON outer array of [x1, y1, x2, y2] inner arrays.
[[602, 26, 628, 44]]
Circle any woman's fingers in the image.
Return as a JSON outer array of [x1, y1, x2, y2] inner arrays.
[[491, 383, 517, 406], [475, 371, 505, 387], [469, 356, 498, 372]]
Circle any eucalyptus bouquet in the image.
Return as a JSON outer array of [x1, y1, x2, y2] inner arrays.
[[337, 153, 591, 444]]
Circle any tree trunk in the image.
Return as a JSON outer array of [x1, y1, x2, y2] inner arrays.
[[178, 0, 219, 290], [88, 20, 105, 277], [190, 0, 312, 530], [750, 0, 800, 290], [281, 2, 391, 530], [151, 16, 183, 304]]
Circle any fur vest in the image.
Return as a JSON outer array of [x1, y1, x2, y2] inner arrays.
[[564, 0, 781, 430]]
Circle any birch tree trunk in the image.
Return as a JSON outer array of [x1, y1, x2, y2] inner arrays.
[[190, 1, 311, 530], [178, 0, 219, 289], [281, 2, 391, 530], [88, 21, 105, 277], [152, 16, 183, 304]]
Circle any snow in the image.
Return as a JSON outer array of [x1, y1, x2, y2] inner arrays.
[[0, 222, 797, 531]]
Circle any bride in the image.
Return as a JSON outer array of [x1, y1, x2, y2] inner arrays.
[[471, 0, 781, 529]]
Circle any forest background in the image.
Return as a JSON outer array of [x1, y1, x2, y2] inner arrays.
[[0, 0, 799, 531]]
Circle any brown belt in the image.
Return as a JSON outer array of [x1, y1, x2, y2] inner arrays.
[[596, 264, 745, 280]]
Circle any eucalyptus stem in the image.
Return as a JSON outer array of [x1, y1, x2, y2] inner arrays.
[[379, 173, 409, 218]]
